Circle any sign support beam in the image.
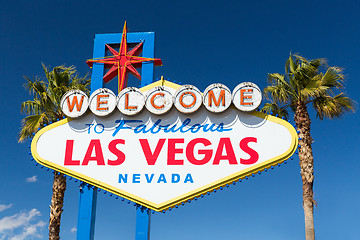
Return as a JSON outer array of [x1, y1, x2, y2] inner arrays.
[[76, 30, 155, 240], [76, 183, 98, 240], [135, 205, 151, 240]]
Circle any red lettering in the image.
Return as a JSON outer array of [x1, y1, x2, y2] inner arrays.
[[82, 140, 105, 165], [240, 137, 259, 164], [96, 94, 109, 111], [64, 140, 80, 165], [67, 96, 85, 112], [108, 139, 126, 165], [150, 93, 165, 109], [167, 139, 184, 165], [213, 138, 237, 165], [179, 91, 196, 108], [140, 139, 166, 165], [125, 93, 137, 110], [186, 138, 212, 165], [208, 89, 225, 107], [240, 89, 253, 106]]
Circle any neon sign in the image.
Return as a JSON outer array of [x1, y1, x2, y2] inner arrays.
[[60, 81, 262, 118]]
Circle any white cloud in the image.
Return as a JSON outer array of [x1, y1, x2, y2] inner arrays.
[[25, 176, 38, 183], [9, 221, 45, 240], [71, 227, 77, 233], [0, 204, 12, 212], [0, 208, 40, 232], [0, 208, 45, 240]]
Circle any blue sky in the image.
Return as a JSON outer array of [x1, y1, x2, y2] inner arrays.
[[1, 0, 359, 239]]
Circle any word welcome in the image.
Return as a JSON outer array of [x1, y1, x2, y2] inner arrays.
[[60, 82, 262, 118]]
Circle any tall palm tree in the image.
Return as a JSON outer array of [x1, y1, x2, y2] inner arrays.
[[19, 64, 90, 240], [262, 54, 355, 240]]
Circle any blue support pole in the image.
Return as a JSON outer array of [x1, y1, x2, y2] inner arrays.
[[77, 30, 156, 240], [135, 205, 151, 240], [134, 33, 154, 240], [139, 32, 155, 86], [76, 33, 105, 240], [76, 183, 98, 240]]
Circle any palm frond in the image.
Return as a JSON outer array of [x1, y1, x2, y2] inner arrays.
[[300, 74, 326, 100], [285, 55, 297, 75], [308, 58, 325, 70], [21, 100, 43, 115], [261, 102, 289, 120], [53, 67, 61, 88], [301, 66, 345, 102], [264, 53, 355, 121], [42, 63, 51, 83], [18, 113, 47, 142], [264, 73, 293, 104], [312, 93, 356, 120], [321, 66, 344, 89], [19, 64, 90, 142], [23, 76, 46, 97]]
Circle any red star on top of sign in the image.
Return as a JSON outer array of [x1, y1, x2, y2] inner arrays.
[[86, 22, 162, 92]]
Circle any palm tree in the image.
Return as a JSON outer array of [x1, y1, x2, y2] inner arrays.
[[19, 64, 90, 240], [262, 54, 355, 240]]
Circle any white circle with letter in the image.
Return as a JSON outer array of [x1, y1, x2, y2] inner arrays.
[[203, 83, 232, 113], [60, 90, 89, 118], [145, 86, 173, 115], [89, 88, 117, 116], [173, 85, 202, 114], [232, 82, 262, 112], [117, 87, 145, 116]]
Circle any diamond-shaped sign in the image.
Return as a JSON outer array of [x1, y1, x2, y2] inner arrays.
[[31, 80, 298, 212]]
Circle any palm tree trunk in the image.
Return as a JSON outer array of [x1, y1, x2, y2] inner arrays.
[[49, 171, 67, 240], [294, 101, 315, 240]]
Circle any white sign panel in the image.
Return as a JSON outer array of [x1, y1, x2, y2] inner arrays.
[[32, 103, 297, 212]]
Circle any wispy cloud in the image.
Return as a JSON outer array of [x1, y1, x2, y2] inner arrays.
[[71, 227, 77, 233], [0, 204, 12, 212], [0, 208, 45, 240], [25, 176, 38, 183], [9, 221, 45, 240]]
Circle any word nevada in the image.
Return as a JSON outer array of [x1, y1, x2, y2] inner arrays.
[[60, 82, 262, 118]]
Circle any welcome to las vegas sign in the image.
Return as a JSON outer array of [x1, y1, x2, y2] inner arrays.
[[31, 79, 298, 212]]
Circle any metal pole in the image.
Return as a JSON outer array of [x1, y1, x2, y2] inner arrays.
[[135, 205, 151, 240], [135, 32, 154, 240], [76, 183, 98, 240], [76, 33, 104, 240], [76, 30, 156, 240]]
